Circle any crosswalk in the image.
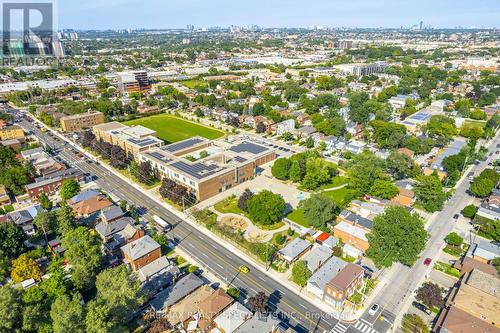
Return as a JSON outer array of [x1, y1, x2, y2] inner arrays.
[[329, 319, 380, 333], [330, 322, 348, 333], [352, 319, 379, 333]]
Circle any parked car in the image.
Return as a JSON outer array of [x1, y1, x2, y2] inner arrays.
[[412, 301, 431, 315], [368, 304, 379, 316]]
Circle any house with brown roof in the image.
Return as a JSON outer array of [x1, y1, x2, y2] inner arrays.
[[71, 195, 113, 220], [397, 147, 415, 159], [323, 263, 364, 308], [390, 187, 415, 207], [198, 289, 234, 332], [166, 285, 214, 328]]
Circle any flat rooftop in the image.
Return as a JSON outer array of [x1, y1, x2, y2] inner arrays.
[[163, 136, 209, 154], [228, 141, 269, 155]]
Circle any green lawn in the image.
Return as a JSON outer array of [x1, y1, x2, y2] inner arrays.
[[214, 196, 243, 215], [286, 209, 310, 227], [123, 114, 225, 143], [317, 176, 350, 190], [178, 79, 208, 89], [464, 119, 487, 128], [322, 187, 357, 206]]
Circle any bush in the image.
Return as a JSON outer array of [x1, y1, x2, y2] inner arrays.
[[227, 287, 241, 299], [4, 204, 14, 213], [461, 204, 478, 218], [291, 260, 312, 287], [176, 256, 186, 265], [287, 228, 295, 237], [445, 232, 463, 246], [238, 189, 253, 212], [274, 234, 286, 245], [187, 265, 198, 273]]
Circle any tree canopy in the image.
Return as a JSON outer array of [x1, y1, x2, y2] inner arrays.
[[366, 206, 428, 268], [247, 190, 286, 226]]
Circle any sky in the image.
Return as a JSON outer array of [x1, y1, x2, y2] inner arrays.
[[58, 0, 500, 30]]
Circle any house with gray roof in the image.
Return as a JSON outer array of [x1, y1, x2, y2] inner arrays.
[[7, 205, 41, 235], [233, 314, 280, 333], [302, 245, 333, 273], [137, 257, 181, 295], [95, 216, 134, 241], [149, 273, 204, 311], [466, 239, 500, 263], [278, 238, 312, 263], [307, 256, 348, 299], [67, 189, 100, 205], [100, 205, 126, 223], [121, 235, 161, 270]]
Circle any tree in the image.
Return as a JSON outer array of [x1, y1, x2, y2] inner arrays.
[[347, 150, 387, 194], [424, 115, 458, 140], [299, 194, 337, 228], [51, 294, 86, 333], [478, 92, 496, 106], [402, 314, 429, 333], [10, 253, 42, 283], [291, 260, 312, 287], [301, 158, 337, 190], [469, 177, 495, 198], [289, 159, 305, 182], [271, 158, 291, 180], [93, 265, 143, 323], [414, 173, 446, 212], [461, 204, 478, 218], [33, 210, 58, 238], [416, 282, 443, 309], [0, 285, 21, 332], [62, 227, 102, 290], [247, 291, 268, 314], [39, 192, 53, 210], [137, 161, 154, 184], [247, 190, 286, 226], [387, 151, 420, 180], [238, 189, 253, 212], [445, 232, 463, 246], [255, 122, 266, 133], [368, 179, 399, 199], [22, 302, 51, 333], [56, 204, 76, 236], [366, 206, 428, 268], [0, 222, 26, 260], [59, 179, 81, 201]]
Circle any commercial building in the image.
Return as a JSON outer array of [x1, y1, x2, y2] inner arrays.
[[435, 269, 500, 332], [117, 70, 151, 95], [93, 122, 163, 159], [60, 111, 104, 132], [139, 137, 276, 201], [0, 125, 24, 141]]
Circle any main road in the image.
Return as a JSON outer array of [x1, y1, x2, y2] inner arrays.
[[17, 116, 338, 333], [348, 131, 500, 333]]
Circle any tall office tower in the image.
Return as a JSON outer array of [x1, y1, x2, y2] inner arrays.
[[419, 21, 423, 30]]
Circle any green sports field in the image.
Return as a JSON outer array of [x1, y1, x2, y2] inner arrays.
[[123, 114, 225, 143]]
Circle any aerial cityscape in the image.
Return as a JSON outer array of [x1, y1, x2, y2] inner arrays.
[[0, 1, 499, 333]]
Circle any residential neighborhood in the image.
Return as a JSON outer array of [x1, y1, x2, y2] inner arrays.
[[0, 3, 499, 333]]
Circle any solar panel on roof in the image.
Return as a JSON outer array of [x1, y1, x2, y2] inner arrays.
[[170, 161, 224, 179], [229, 141, 268, 155], [165, 138, 204, 153], [234, 156, 248, 163]]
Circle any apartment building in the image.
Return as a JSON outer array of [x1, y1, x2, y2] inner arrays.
[[0, 125, 24, 141], [139, 137, 276, 201], [93, 121, 163, 159], [117, 70, 151, 95], [60, 111, 104, 132]]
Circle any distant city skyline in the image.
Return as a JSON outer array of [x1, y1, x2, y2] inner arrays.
[[59, 0, 499, 30]]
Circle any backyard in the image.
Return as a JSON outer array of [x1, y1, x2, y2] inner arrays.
[[123, 114, 225, 143]]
